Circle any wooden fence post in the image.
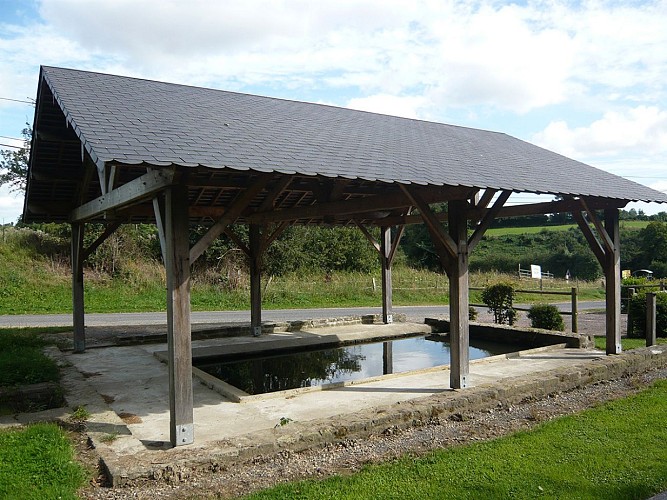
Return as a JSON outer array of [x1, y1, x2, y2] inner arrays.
[[646, 292, 657, 347]]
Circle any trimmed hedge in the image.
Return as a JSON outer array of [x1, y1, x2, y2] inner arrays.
[[528, 303, 565, 331]]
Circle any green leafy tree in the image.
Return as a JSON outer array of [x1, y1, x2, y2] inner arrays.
[[0, 126, 30, 193], [481, 282, 517, 325], [639, 222, 667, 274]]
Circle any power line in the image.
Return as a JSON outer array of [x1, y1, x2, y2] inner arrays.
[[0, 97, 34, 105], [0, 135, 23, 142], [0, 142, 23, 149]]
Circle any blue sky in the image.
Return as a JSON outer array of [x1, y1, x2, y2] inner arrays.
[[1, 0, 666, 223]]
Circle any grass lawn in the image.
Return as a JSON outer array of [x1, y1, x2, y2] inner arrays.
[[0, 332, 60, 386], [0, 423, 88, 500], [594, 336, 667, 351], [246, 380, 667, 499]]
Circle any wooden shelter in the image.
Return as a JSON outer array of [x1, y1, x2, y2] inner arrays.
[[24, 66, 667, 447]]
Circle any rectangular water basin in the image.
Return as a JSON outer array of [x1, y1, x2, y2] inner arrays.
[[193, 334, 517, 397]]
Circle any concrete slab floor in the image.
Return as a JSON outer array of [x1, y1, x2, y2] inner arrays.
[[55, 322, 605, 456]]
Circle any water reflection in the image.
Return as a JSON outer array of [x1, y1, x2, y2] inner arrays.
[[195, 335, 513, 395]]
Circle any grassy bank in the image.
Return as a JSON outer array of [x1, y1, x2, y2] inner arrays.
[[0, 423, 87, 500], [0, 226, 605, 315], [0, 263, 604, 315], [246, 379, 667, 499]]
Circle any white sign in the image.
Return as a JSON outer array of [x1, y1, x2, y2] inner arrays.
[[530, 264, 542, 279]]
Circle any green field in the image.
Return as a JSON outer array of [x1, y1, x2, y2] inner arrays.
[[485, 220, 649, 237]]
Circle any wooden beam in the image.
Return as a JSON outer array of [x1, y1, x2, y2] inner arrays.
[[572, 210, 605, 267], [474, 189, 497, 212], [246, 185, 473, 225], [467, 197, 626, 221], [580, 198, 614, 255], [189, 176, 271, 263], [81, 221, 123, 261], [71, 168, 176, 222], [165, 184, 194, 447], [71, 223, 85, 353], [223, 227, 250, 257], [400, 185, 457, 259], [261, 221, 291, 255], [355, 221, 381, 254], [448, 200, 470, 389], [468, 191, 511, 252], [257, 176, 292, 212], [387, 225, 405, 265], [153, 196, 167, 264]]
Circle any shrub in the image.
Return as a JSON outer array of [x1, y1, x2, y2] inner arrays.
[[628, 292, 667, 338], [469, 306, 478, 321], [481, 282, 517, 325], [528, 303, 565, 331]]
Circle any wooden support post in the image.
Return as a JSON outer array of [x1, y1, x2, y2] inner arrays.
[[383, 341, 393, 375], [380, 226, 393, 324], [165, 184, 194, 447], [249, 224, 262, 337], [571, 287, 578, 333], [71, 223, 85, 353], [448, 200, 470, 389], [604, 209, 622, 354], [646, 292, 657, 347]]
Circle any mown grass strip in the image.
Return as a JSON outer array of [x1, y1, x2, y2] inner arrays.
[[594, 336, 667, 351], [245, 380, 667, 500], [0, 423, 87, 500]]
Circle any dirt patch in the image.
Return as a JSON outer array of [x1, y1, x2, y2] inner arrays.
[[118, 413, 142, 425]]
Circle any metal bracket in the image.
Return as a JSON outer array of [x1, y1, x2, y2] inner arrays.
[[174, 423, 194, 446], [252, 326, 262, 337], [386, 314, 393, 324]]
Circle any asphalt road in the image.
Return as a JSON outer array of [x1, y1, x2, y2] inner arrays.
[[0, 302, 605, 328]]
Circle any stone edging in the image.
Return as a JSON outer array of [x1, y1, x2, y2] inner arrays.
[[99, 344, 667, 486]]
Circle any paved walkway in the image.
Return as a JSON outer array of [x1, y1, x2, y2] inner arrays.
[[11, 322, 603, 451]]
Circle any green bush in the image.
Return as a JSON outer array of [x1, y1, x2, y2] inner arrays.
[[469, 306, 478, 321], [528, 303, 565, 331], [481, 282, 517, 325], [628, 292, 667, 338]]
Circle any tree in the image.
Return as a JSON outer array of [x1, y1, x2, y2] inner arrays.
[[0, 126, 31, 193]]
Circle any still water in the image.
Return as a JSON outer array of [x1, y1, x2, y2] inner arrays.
[[195, 335, 515, 395]]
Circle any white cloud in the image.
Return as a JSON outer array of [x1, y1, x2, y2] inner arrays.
[[346, 94, 427, 119], [0, 0, 659, 117], [2, 0, 667, 220], [533, 106, 667, 158]]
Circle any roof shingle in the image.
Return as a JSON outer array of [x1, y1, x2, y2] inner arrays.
[[30, 66, 667, 205]]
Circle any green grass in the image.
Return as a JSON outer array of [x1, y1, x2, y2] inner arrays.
[[485, 224, 579, 236], [594, 336, 667, 351], [485, 220, 649, 236], [245, 380, 667, 499], [0, 423, 88, 500], [0, 332, 59, 386]]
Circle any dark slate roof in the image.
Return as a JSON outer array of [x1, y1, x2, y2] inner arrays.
[[28, 66, 667, 209]]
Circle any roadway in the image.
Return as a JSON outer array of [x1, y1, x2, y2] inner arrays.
[[0, 302, 605, 328]]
